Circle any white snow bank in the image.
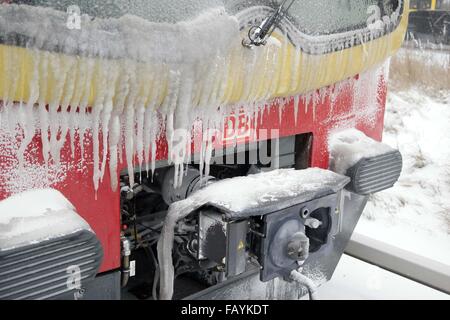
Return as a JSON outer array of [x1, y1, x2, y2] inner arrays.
[[0, 189, 91, 251], [356, 88, 450, 265], [328, 128, 395, 175]]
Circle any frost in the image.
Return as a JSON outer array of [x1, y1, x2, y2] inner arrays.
[[0, 3, 395, 192], [0, 4, 274, 191], [290, 269, 318, 300], [0, 109, 72, 195]]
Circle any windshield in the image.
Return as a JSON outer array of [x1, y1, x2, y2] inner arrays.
[[287, 0, 401, 35], [8, 0, 224, 23], [8, 0, 403, 36]]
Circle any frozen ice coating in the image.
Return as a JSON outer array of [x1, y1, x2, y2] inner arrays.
[[0, 4, 243, 191], [0, 2, 406, 192], [328, 128, 395, 175], [157, 168, 350, 300], [290, 269, 319, 300], [0, 188, 91, 251]]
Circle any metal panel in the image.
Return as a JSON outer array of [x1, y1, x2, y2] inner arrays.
[[0, 230, 103, 300], [187, 191, 369, 300], [346, 150, 403, 195], [226, 220, 248, 277], [57, 270, 121, 300]]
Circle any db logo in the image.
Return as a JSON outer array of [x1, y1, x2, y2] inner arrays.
[[222, 112, 254, 145]]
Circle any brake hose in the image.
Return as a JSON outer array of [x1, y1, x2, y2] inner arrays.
[[290, 269, 319, 300]]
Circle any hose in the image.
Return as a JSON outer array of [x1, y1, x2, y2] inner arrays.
[[290, 269, 318, 300], [143, 243, 160, 301], [121, 255, 130, 288], [157, 197, 202, 300], [121, 236, 131, 288]]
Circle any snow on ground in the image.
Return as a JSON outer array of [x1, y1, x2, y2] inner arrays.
[[355, 83, 450, 265], [318, 255, 448, 300]]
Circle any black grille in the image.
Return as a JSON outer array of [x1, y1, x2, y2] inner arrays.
[[346, 150, 403, 195], [0, 230, 103, 300]]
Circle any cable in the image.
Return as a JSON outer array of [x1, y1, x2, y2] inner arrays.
[[290, 269, 318, 300], [143, 244, 159, 300]]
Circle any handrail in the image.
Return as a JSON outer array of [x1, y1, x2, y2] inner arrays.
[[346, 232, 450, 294]]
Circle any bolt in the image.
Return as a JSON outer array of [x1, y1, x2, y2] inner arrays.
[[305, 218, 322, 229]]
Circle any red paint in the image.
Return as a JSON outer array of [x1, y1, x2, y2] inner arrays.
[[0, 73, 387, 273]]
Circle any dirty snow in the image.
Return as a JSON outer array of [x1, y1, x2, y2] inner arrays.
[[355, 88, 450, 266], [0, 188, 91, 251]]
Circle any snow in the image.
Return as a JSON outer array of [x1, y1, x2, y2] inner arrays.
[[164, 167, 349, 221], [356, 84, 450, 266], [328, 128, 395, 175], [0, 189, 91, 251], [318, 255, 449, 300]]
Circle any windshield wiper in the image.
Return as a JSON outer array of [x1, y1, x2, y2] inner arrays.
[[242, 0, 296, 48]]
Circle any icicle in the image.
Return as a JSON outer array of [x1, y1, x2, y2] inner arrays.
[[124, 106, 136, 189], [92, 106, 102, 192], [108, 114, 121, 191], [135, 105, 145, 177], [293, 95, 299, 126], [17, 51, 39, 168], [0, 4, 394, 194]]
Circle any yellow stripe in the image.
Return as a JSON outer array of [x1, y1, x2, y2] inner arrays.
[[0, 4, 409, 108]]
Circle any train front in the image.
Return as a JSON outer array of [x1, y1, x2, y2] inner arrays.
[[0, 0, 407, 300]]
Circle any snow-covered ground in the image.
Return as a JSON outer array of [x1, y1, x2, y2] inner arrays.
[[355, 60, 450, 266], [318, 255, 448, 300]]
